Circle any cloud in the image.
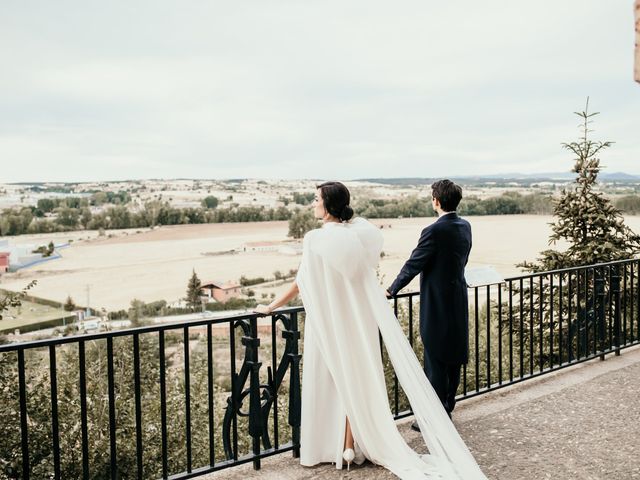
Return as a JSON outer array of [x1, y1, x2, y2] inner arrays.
[[0, 0, 638, 182]]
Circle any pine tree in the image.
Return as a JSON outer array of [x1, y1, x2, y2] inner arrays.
[[186, 269, 202, 311], [511, 101, 640, 366], [520, 99, 640, 272], [63, 295, 76, 312]]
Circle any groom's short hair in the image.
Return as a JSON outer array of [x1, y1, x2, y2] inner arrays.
[[431, 179, 462, 212]]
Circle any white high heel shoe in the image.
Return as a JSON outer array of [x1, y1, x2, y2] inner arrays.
[[342, 448, 355, 471]]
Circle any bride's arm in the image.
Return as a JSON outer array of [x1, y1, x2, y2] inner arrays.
[[254, 281, 299, 315]]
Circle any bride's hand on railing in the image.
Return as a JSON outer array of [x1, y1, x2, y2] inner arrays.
[[255, 281, 299, 315], [254, 304, 273, 315]]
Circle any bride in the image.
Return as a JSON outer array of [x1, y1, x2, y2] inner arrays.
[[255, 181, 487, 479]]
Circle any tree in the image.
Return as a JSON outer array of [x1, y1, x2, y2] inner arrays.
[[106, 205, 132, 229], [63, 295, 76, 312], [292, 192, 315, 205], [512, 101, 640, 367], [0, 208, 33, 236], [55, 206, 79, 229], [80, 207, 92, 227], [202, 195, 219, 209], [480, 195, 524, 215], [32, 244, 51, 257], [90, 191, 108, 205], [37, 198, 56, 213], [615, 195, 640, 215], [139, 199, 163, 227], [185, 270, 202, 311], [287, 209, 320, 239], [520, 99, 640, 272], [128, 298, 146, 326]]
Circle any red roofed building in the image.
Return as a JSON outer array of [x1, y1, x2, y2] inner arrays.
[[201, 280, 241, 303], [0, 252, 9, 273]]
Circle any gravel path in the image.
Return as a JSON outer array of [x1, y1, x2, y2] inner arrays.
[[458, 360, 640, 479], [207, 346, 640, 479]]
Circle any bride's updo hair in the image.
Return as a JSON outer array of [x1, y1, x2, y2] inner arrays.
[[317, 181, 354, 222]]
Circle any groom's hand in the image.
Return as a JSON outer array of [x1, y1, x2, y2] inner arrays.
[[385, 290, 393, 299]]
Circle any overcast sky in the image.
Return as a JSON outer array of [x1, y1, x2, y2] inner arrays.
[[1, 1, 639, 183]]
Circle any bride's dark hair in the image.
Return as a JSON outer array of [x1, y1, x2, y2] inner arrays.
[[317, 181, 354, 222]]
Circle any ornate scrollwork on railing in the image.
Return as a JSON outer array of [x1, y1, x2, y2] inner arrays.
[[222, 311, 302, 461]]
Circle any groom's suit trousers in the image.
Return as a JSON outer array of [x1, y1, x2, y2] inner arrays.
[[423, 348, 462, 414]]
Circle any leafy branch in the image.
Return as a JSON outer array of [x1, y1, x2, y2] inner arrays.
[[0, 280, 37, 320]]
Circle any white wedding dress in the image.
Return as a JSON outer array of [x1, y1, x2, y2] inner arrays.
[[296, 218, 487, 479]]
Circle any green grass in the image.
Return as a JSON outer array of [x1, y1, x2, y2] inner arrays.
[[0, 301, 71, 333]]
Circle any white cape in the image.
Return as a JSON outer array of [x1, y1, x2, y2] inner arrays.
[[296, 218, 487, 479]]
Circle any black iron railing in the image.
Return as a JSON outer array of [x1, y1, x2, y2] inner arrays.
[[385, 258, 640, 419], [1, 259, 639, 479], [0, 311, 303, 479]]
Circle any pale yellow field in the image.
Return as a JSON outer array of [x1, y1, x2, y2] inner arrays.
[[2, 215, 640, 311]]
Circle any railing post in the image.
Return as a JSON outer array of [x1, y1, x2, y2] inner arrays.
[[17, 349, 29, 480], [244, 315, 263, 470], [612, 266, 622, 356], [132, 334, 143, 480], [474, 287, 479, 392], [49, 345, 61, 480], [184, 327, 193, 473], [106, 337, 117, 480], [287, 311, 302, 459], [78, 341, 90, 479], [595, 268, 606, 361], [159, 331, 169, 479]]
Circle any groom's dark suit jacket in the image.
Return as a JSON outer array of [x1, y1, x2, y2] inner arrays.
[[388, 212, 472, 364]]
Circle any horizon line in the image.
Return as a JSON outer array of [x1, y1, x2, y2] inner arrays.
[[4, 171, 640, 185]]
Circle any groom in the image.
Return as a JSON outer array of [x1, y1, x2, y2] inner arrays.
[[387, 179, 471, 426]]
